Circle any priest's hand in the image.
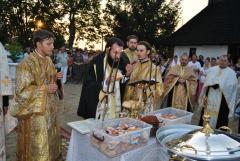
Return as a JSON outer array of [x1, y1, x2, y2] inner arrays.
[[48, 83, 58, 94], [107, 76, 117, 82], [126, 64, 133, 76], [194, 68, 200, 73], [178, 78, 186, 84], [56, 72, 63, 79]]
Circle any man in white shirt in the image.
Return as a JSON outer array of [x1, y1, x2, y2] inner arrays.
[[56, 46, 68, 83], [170, 55, 180, 67], [188, 54, 201, 80]]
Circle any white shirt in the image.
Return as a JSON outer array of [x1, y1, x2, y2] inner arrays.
[[160, 65, 166, 73], [170, 58, 180, 67], [188, 61, 201, 79], [56, 52, 68, 67], [188, 61, 201, 70], [199, 67, 209, 83]]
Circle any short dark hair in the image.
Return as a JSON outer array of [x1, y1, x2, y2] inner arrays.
[[33, 29, 55, 48], [199, 55, 204, 59], [138, 41, 152, 51], [211, 57, 216, 61], [206, 57, 210, 61], [181, 53, 189, 58], [105, 37, 124, 49], [219, 55, 229, 61], [191, 53, 197, 57], [126, 35, 138, 42]]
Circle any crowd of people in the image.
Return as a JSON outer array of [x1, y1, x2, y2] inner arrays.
[[5, 42, 102, 85], [52, 47, 100, 84], [1, 29, 240, 161], [78, 34, 240, 129]]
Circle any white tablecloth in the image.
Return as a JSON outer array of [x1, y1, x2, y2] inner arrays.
[[66, 121, 169, 161]]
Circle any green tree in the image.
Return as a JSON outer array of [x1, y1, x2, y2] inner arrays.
[[32, 0, 66, 46], [0, 0, 65, 47], [0, 0, 11, 44], [103, 0, 181, 49], [59, 0, 102, 49], [8, 42, 22, 62]]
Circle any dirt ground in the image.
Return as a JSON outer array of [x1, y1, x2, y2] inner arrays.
[[6, 83, 83, 161]]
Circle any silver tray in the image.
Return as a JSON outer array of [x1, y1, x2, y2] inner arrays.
[[156, 124, 240, 161]]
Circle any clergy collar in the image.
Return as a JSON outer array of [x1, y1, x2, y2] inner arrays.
[[219, 65, 228, 69], [107, 55, 119, 68], [34, 50, 46, 59], [180, 64, 187, 68], [180, 65, 187, 70], [139, 58, 150, 64], [127, 48, 136, 52]]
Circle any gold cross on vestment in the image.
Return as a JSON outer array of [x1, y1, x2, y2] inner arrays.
[[1, 75, 11, 86]]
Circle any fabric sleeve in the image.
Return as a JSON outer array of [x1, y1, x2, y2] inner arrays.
[[9, 63, 48, 118], [186, 73, 198, 108], [154, 67, 164, 102]]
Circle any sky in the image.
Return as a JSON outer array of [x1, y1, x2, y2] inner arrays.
[[79, 0, 209, 49], [179, 0, 208, 28]]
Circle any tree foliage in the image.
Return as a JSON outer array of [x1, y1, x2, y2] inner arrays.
[[0, 0, 66, 47], [0, 0, 102, 49], [103, 0, 181, 50], [59, 0, 102, 49], [0, 0, 181, 51]]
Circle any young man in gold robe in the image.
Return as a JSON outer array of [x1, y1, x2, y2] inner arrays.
[[161, 53, 197, 112], [123, 35, 138, 64], [123, 41, 163, 116], [10, 29, 63, 161]]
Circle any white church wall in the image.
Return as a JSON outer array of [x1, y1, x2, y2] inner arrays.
[[174, 45, 228, 58], [8, 63, 18, 93]]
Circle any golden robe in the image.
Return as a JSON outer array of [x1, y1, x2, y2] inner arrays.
[[124, 48, 138, 64], [10, 52, 61, 161], [162, 65, 197, 111], [124, 60, 163, 113]]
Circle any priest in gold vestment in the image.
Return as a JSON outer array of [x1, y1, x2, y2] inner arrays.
[[10, 30, 62, 161], [161, 53, 197, 111], [123, 41, 163, 115], [123, 35, 138, 64]]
